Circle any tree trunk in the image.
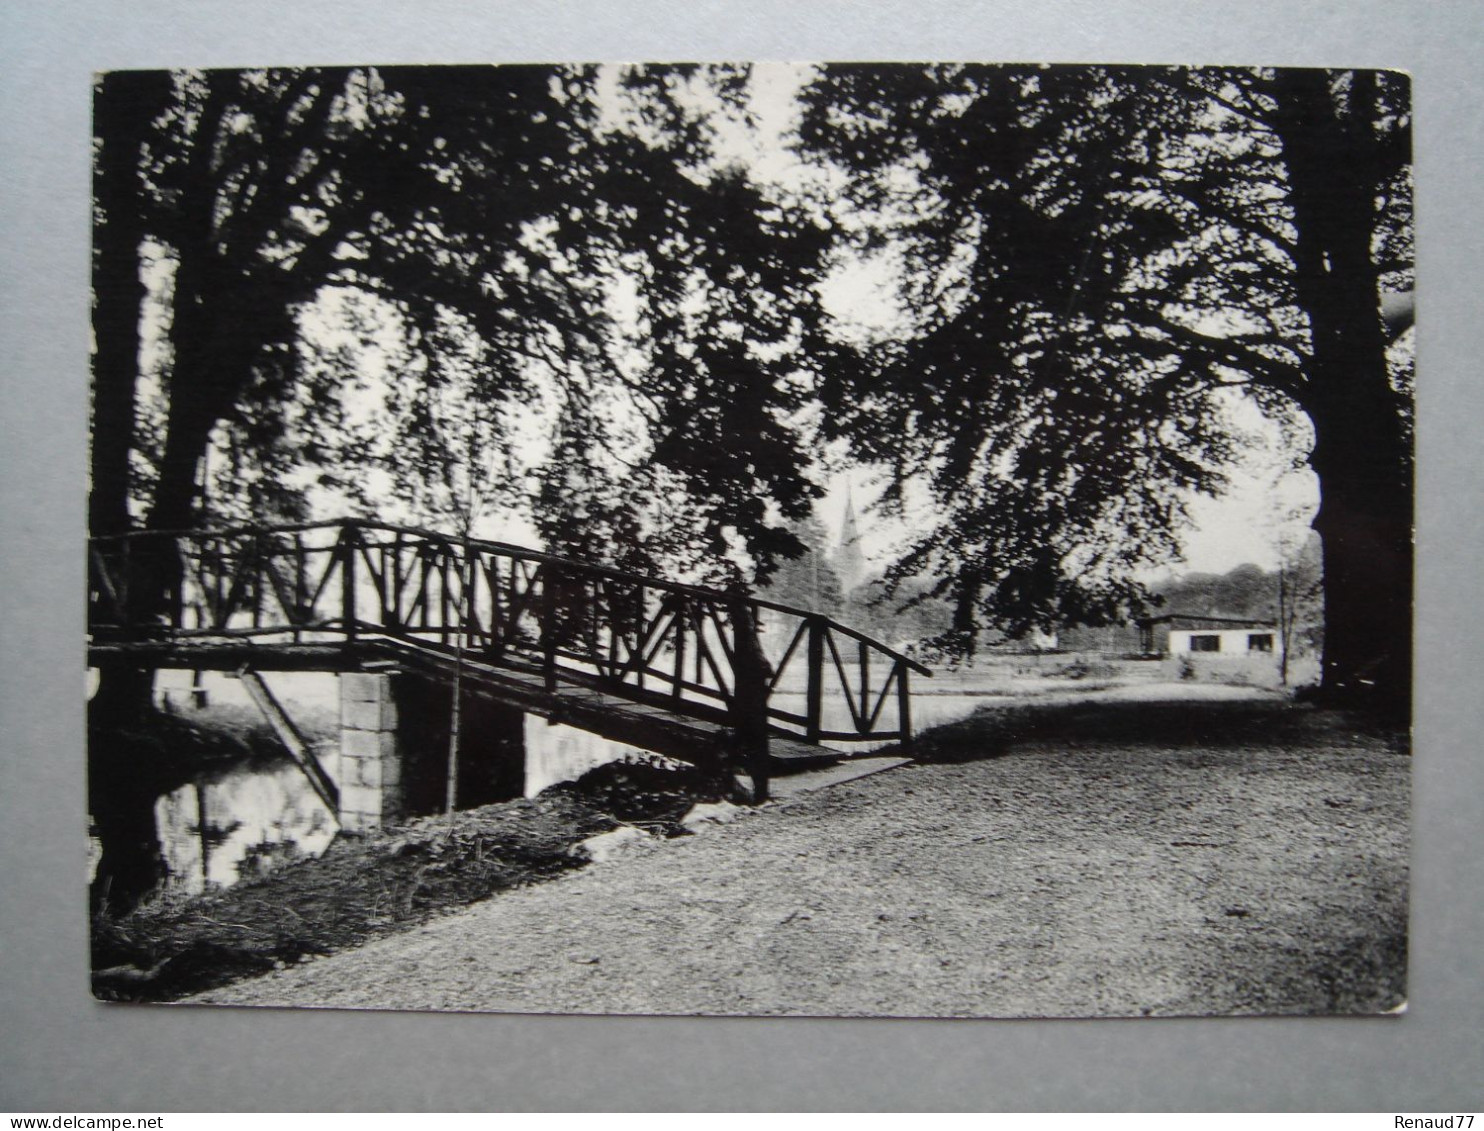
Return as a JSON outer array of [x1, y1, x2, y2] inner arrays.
[[90, 73, 171, 539], [90, 667, 157, 726], [89, 73, 175, 726], [1272, 70, 1413, 716], [1306, 394, 1412, 714], [134, 75, 256, 626], [89, 750, 166, 915]]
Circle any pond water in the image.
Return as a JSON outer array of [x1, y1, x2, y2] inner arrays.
[[90, 668, 1007, 903], [88, 670, 344, 903], [154, 758, 339, 895]]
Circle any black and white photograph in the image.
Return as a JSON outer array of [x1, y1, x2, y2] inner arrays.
[[84, 62, 1412, 1020]]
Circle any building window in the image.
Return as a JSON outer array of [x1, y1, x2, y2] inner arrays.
[[1189, 634, 1221, 652], [1248, 633, 1274, 653]]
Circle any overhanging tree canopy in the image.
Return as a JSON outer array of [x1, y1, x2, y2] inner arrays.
[[91, 63, 1414, 716], [91, 66, 836, 594], [795, 64, 1412, 710]]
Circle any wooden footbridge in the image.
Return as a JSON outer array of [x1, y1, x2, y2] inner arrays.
[[88, 520, 930, 821]]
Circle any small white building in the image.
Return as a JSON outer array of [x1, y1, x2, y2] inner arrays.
[[1138, 614, 1282, 660], [1169, 626, 1281, 658]]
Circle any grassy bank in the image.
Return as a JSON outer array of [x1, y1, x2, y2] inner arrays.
[[91, 752, 726, 1003]]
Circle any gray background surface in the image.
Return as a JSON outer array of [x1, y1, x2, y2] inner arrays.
[[2, 0, 1479, 1111]]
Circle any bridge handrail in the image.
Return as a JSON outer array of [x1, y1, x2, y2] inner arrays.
[[89, 518, 932, 746], [89, 518, 933, 676]]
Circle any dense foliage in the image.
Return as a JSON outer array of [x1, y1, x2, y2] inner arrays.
[[91, 63, 1413, 710], [91, 66, 831, 585], [795, 65, 1411, 707]]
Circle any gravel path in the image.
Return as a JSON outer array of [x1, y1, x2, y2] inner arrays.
[[190, 695, 1408, 1018]]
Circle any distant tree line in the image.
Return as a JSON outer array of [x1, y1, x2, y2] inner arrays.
[[762, 516, 1323, 665]]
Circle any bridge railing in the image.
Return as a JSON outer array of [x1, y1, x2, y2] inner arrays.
[[88, 520, 931, 747]]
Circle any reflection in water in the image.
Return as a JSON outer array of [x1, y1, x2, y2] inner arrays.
[[524, 718, 683, 797], [97, 663, 1000, 903], [89, 670, 344, 906], [156, 759, 337, 896]]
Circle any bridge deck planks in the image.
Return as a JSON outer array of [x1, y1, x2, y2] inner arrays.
[[88, 637, 854, 772]]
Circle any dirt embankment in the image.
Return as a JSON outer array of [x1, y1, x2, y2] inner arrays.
[[91, 756, 726, 1002], [177, 693, 1408, 1019]]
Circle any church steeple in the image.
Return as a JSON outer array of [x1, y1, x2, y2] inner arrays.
[[835, 483, 866, 592]]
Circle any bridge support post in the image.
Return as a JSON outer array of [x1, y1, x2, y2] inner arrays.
[[338, 673, 404, 832], [338, 671, 527, 831], [728, 595, 772, 805]]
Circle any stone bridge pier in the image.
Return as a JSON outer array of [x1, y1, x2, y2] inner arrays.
[[337, 672, 525, 832]]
